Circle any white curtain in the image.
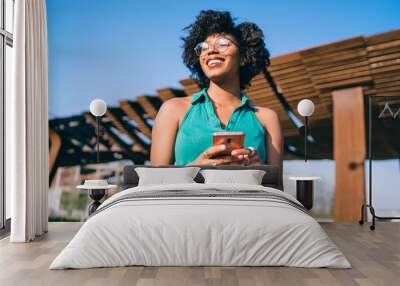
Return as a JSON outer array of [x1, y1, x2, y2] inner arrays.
[[7, 0, 49, 242]]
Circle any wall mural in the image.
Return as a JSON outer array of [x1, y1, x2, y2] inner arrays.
[[48, 29, 400, 222]]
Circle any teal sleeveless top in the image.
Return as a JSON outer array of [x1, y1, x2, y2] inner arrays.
[[174, 88, 266, 165]]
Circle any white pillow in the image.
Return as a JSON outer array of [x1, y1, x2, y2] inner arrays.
[[200, 169, 266, 185], [135, 167, 201, 186]]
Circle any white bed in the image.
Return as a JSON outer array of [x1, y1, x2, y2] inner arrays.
[[50, 183, 351, 269]]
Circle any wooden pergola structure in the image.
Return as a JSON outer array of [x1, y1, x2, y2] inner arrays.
[[49, 29, 400, 221]]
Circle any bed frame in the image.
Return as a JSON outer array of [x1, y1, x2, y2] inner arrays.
[[122, 165, 282, 190]]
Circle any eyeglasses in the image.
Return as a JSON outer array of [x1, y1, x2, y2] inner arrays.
[[194, 37, 238, 57]]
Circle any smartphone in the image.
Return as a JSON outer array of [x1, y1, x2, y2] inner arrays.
[[212, 131, 245, 158]]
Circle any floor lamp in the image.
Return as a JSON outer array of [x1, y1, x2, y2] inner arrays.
[[86, 99, 108, 215], [297, 99, 315, 162], [89, 99, 107, 163]]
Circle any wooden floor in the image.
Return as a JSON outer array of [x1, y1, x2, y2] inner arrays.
[[0, 222, 399, 286]]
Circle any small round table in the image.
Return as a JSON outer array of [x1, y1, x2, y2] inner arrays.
[[288, 177, 321, 210], [77, 183, 117, 215]]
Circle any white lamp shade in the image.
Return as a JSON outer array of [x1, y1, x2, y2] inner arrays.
[[90, 99, 107, 117], [297, 99, 315, 117]]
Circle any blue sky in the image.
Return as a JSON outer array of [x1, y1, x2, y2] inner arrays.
[[47, 0, 400, 118]]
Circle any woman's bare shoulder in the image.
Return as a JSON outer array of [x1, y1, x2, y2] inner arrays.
[[157, 96, 192, 118], [254, 106, 280, 126]]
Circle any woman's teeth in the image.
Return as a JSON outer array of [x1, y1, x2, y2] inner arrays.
[[207, 59, 223, 66]]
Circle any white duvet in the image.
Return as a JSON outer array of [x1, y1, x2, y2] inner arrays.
[[50, 183, 351, 269]]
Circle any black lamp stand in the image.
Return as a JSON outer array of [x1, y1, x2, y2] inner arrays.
[[88, 115, 106, 216], [304, 116, 308, 162], [96, 116, 100, 163]]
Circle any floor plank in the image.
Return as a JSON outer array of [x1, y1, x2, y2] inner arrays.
[[0, 222, 399, 286]]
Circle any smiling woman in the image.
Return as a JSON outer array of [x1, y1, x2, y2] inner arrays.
[[150, 10, 283, 187]]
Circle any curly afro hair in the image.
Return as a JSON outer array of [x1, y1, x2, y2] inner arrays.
[[181, 10, 270, 90]]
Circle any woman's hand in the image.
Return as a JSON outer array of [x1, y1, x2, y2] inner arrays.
[[187, 145, 234, 166], [231, 147, 262, 165], [187, 145, 261, 166]]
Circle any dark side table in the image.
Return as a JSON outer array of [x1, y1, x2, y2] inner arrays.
[[87, 189, 107, 215], [77, 181, 117, 215], [289, 177, 321, 210]]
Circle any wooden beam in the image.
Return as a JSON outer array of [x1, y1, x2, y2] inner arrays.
[[120, 101, 152, 137], [48, 129, 62, 183], [332, 87, 366, 221], [84, 113, 125, 152], [179, 78, 201, 96], [106, 108, 149, 153], [156, 88, 186, 102], [137, 96, 158, 119]]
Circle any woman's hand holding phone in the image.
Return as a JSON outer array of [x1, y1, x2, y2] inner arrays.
[[187, 132, 262, 166], [187, 144, 234, 166], [187, 145, 261, 166], [231, 148, 262, 165]]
